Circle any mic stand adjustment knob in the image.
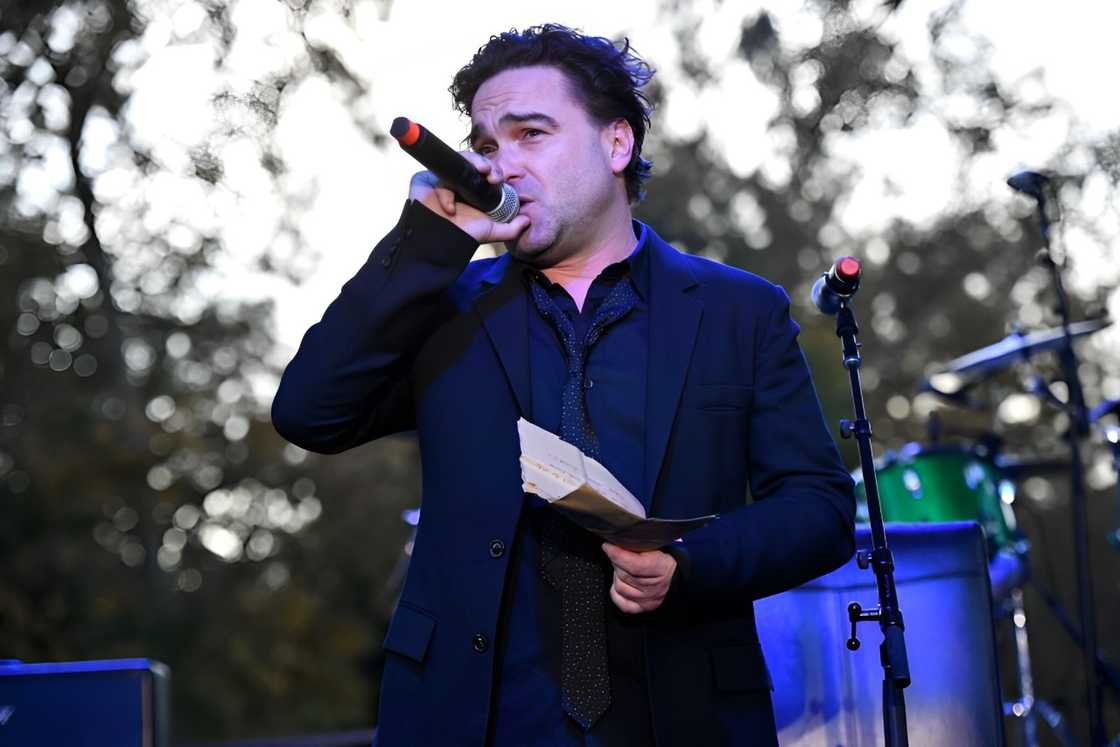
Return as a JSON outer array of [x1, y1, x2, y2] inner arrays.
[[846, 601, 882, 651]]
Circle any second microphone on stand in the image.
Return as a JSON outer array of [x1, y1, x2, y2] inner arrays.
[[812, 256, 862, 315]]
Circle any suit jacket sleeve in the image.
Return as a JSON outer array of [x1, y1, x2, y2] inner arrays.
[[271, 201, 478, 454], [668, 284, 856, 603]]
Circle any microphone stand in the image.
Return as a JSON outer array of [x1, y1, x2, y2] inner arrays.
[[833, 298, 911, 747], [1030, 190, 1106, 746]]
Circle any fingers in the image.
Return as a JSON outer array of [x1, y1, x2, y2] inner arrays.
[[408, 169, 438, 199], [610, 583, 644, 614], [609, 571, 667, 614], [614, 566, 661, 589], [406, 149, 524, 244], [483, 214, 531, 243], [435, 185, 456, 215], [407, 150, 501, 214], [612, 569, 666, 600], [601, 543, 674, 578], [613, 573, 648, 598], [602, 544, 676, 615]]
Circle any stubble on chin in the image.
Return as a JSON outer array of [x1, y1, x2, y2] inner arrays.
[[505, 223, 559, 266]]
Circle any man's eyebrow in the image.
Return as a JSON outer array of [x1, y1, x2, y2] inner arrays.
[[499, 111, 559, 128], [469, 112, 559, 147]]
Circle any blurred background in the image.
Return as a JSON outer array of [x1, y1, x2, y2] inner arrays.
[[2, 0, 1118, 744]]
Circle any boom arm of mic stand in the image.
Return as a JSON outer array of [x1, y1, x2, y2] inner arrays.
[[834, 301, 911, 747]]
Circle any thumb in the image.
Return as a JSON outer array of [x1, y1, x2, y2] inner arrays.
[[484, 214, 531, 243]]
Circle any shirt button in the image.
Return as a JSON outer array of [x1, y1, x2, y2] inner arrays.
[[472, 633, 489, 653], [488, 539, 506, 558]]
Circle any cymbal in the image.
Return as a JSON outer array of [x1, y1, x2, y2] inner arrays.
[[1089, 398, 1120, 423], [932, 318, 1111, 379], [993, 454, 1071, 478]]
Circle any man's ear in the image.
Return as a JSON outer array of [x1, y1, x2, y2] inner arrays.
[[604, 119, 635, 176]]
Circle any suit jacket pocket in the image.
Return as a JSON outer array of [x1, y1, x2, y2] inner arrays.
[[710, 641, 773, 692], [680, 384, 753, 412], [383, 601, 437, 664]]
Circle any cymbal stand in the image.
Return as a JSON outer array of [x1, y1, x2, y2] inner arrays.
[[1025, 183, 1105, 745], [1003, 586, 1081, 747]]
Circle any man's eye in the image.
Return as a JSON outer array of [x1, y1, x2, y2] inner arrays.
[[523, 129, 543, 139], [477, 145, 496, 156]]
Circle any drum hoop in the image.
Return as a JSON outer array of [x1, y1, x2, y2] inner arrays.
[[885, 442, 999, 467], [855, 442, 1003, 484]]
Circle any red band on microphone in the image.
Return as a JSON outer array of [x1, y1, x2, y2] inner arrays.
[[399, 120, 420, 146]]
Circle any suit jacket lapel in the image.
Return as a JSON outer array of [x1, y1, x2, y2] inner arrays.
[[474, 253, 532, 419], [643, 234, 703, 509]]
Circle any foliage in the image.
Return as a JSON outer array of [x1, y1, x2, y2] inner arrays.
[[0, 0, 407, 738], [1, 0, 1118, 742]]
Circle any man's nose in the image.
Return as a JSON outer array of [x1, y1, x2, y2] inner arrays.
[[489, 148, 525, 183]]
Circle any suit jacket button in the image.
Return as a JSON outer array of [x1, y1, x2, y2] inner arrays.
[[472, 633, 489, 653], [488, 539, 506, 558]]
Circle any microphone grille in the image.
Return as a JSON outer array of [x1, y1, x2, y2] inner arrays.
[[487, 183, 520, 224]]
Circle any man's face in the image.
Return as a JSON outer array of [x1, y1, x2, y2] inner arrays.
[[469, 65, 624, 265]]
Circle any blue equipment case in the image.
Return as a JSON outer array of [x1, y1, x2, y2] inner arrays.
[[0, 658, 170, 747]]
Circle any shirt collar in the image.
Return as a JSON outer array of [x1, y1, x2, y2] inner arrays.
[[517, 220, 650, 301], [626, 220, 650, 302]]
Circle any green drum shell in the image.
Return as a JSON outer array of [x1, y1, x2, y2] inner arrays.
[[854, 447, 1017, 551]]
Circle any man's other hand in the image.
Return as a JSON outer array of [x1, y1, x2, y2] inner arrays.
[[602, 543, 677, 614], [407, 150, 530, 245]]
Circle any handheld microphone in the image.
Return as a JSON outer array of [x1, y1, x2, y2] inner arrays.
[[391, 117, 520, 224], [811, 256, 862, 315]]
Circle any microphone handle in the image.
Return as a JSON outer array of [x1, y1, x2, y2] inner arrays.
[[393, 119, 502, 213]]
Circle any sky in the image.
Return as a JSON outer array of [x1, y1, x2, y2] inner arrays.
[[44, 0, 1120, 373]]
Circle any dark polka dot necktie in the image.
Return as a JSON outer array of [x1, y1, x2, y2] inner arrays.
[[528, 274, 638, 731]]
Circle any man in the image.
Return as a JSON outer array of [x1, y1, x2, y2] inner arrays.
[[272, 24, 854, 746]]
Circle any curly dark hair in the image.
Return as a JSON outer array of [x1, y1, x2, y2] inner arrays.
[[449, 24, 655, 203]]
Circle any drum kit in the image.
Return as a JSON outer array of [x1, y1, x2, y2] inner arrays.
[[854, 317, 1119, 747]]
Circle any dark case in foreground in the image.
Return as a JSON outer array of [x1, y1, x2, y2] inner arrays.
[[0, 658, 170, 747]]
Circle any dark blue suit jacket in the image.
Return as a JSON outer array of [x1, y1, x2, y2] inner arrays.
[[272, 201, 855, 746]]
